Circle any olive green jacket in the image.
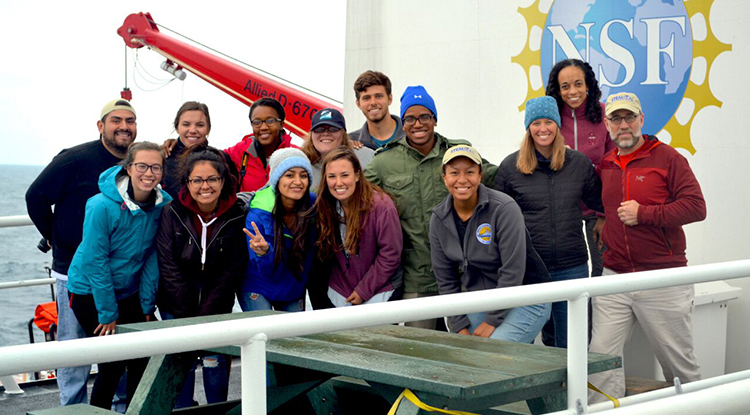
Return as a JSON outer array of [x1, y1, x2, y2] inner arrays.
[[364, 133, 498, 293]]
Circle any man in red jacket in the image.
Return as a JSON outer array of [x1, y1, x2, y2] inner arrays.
[[588, 92, 706, 402]]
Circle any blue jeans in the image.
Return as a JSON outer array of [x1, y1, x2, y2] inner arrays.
[[160, 311, 229, 408], [238, 292, 304, 312], [548, 263, 589, 348], [55, 277, 91, 406], [467, 303, 551, 343]]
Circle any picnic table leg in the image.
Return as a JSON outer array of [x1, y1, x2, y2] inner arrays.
[[526, 390, 567, 415], [125, 353, 195, 415], [306, 380, 340, 415]]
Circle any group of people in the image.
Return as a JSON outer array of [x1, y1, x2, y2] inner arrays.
[[25, 60, 706, 410]]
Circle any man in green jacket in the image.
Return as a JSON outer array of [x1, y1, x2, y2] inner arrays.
[[364, 85, 497, 329]]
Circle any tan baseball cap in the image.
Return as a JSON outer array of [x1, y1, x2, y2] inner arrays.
[[100, 99, 136, 120], [442, 145, 482, 166], [605, 92, 642, 116]]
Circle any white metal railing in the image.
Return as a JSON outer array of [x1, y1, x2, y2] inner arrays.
[[0, 259, 748, 414], [0, 214, 33, 228]]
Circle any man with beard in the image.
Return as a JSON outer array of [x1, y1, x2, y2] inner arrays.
[[26, 99, 137, 406], [349, 70, 405, 149], [588, 92, 705, 402]]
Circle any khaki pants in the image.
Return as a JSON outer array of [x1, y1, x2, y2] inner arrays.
[[588, 268, 701, 403], [402, 292, 439, 329]]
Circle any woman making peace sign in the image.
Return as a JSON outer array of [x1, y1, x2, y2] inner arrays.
[[239, 148, 317, 312]]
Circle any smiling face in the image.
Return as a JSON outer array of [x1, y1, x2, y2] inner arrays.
[[311, 127, 345, 158], [442, 157, 482, 204], [277, 167, 309, 208], [356, 85, 392, 123], [251, 105, 282, 147], [557, 66, 588, 110], [325, 158, 359, 207], [177, 110, 210, 148], [187, 161, 223, 213], [605, 109, 645, 154], [126, 150, 163, 201], [529, 118, 558, 156], [403, 105, 436, 155], [99, 109, 137, 157]]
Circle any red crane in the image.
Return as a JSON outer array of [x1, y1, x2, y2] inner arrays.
[[117, 12, 341, 137]]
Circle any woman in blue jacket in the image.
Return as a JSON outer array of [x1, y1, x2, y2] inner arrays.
[[239, 148, 316, 312], [67, 142, 171, 409]]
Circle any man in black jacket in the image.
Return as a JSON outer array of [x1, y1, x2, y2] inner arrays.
[[25, 99, 137, 406]]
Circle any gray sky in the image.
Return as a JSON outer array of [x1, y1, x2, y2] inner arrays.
[[0, 1, 346, 166]]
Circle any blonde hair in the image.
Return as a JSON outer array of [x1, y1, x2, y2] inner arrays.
[[301, 130, 353, 165], [516, 128, 566, 174]]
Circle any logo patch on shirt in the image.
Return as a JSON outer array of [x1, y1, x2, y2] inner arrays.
[[476, 223, 492, 245]]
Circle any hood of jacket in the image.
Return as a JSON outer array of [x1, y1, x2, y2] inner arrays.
[[98, 165, 171, 214]]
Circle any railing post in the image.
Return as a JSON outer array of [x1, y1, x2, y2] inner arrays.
[[242, 333, 268, 415], [568, 292, 589, 412]]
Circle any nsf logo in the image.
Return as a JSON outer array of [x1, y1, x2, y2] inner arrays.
[[513, 0, 731, 154]]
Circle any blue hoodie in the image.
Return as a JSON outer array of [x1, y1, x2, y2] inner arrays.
[[242, 186, 316, 302], [67, 165, 172, 324]]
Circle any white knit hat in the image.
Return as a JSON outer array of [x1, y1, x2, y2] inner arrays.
[[267, 148, 313, 189]]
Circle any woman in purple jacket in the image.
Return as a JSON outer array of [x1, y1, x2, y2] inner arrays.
[[314, 147, 402, 306]]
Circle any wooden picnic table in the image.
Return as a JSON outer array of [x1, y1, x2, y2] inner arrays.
[[114, 311, 620, 415]]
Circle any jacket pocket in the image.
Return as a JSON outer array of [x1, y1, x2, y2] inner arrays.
[[382, 174, 419, 219], [660, 228, 673, 256]]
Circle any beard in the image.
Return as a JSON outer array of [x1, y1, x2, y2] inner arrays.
[[103, 130, 135, 156]]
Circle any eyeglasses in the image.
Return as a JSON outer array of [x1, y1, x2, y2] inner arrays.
[[188, 176, 223, 187], [403, 114, 434, 126], [312, 125, 342, 134], [250, 118, 282, 127], [130, 163, 163, 174], [607, 114, 639, 125]]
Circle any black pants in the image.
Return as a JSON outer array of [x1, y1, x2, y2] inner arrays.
[[70, 292, 148, 410]]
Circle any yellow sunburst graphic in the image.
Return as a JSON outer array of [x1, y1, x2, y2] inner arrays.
[[511, 0, 732, 154]]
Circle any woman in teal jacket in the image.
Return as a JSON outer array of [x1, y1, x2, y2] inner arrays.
[[67, 142, 172, 410]]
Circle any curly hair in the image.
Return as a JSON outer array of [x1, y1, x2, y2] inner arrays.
[[545, 59, 603, 125]]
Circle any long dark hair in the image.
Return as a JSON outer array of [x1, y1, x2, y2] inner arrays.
[[180, 145, 237, 200], [545, 59, 603, 124], [272, 173, 314, 278]]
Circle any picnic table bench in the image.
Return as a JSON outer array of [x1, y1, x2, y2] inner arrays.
[[30, 311, 620, 414]]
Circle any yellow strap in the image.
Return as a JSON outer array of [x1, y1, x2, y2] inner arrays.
[[587, 382, 620, 408], [387, 389, 480, 415]]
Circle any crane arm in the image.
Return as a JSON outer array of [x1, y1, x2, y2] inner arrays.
[[117, 12, 340, 137]]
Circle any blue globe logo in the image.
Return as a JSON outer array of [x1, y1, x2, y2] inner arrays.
[[540, 0, 692, 134]]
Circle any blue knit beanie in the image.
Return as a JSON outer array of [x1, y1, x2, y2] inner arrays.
[[267, 148, 314, 190], [400, 85, 438, 122], [524, 96, 561, 130]]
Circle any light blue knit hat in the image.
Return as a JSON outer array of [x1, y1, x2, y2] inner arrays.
[[524, 96, 561, 130], [267, 148, 313, 190]]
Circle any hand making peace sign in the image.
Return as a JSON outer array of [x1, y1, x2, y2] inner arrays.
[[244, 221, 270, 256]]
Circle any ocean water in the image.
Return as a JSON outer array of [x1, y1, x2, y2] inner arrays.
[[0, 164, 53, 347]]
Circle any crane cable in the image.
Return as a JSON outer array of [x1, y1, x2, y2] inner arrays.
[[146, 17, 343, 105]]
